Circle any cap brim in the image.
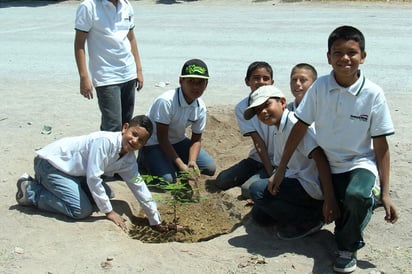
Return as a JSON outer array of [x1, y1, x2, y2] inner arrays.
[[243, 96, 268, 120], [243, 108, 256, 120], [180, 75, 209, 79]]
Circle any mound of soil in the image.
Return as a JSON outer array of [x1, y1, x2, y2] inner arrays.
[[129, 180, 252, 243], [129, 108, 254, 243]]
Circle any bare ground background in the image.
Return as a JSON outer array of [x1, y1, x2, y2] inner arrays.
[[0, 0, 411, 273]]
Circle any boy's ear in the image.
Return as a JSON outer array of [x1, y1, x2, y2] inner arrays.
[[121, 123, 129, 134], [360, 51, 367, 64], [244, 77, 251, 87]]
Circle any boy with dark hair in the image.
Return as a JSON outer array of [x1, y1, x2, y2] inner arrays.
[[16, 115, 166, 232], [271, 25, 398, 273], [215, 61, 275, 198], [138, 59, 216, 185], [244, 85, 338, 240]]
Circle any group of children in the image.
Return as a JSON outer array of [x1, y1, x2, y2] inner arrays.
[[15, 25, 398, 273]]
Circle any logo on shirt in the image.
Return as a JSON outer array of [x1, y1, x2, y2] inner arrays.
[[350, 114, 368, 122]]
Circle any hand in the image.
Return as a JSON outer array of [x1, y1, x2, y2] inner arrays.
[[136, 73, 143, 91], [105, 211, 127, 232], [322, 198, 340, 224], [80, 77, 93, 99], [267, 168, 285, 195], [187, 161, 200, 179], [381, 195, 399, 224], [151, 224, 184, 232]]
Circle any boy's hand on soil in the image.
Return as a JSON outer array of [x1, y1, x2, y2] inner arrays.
[[187, 161, 200, 178], [152, 224, 169, 232], [106, 211, 127, 232], [152, 224, 184, 232]]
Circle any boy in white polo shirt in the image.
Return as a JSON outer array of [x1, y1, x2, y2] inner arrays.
[[15, 115, 168, 232], [215, 61, 275, 199], [244, 85, 338, 241], [74, 0, 144, 132], [138, 59, 216, 185], [271, 26, 398, 273]]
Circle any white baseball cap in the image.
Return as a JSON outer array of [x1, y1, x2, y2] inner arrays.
[[243, 85, 286, 120]]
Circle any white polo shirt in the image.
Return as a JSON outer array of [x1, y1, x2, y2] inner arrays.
[[75, 0, 137, 87], [235, 96, 275, 165], [36, 131, 161, 225], [274, 109, 323, 200], [295, 70, 394, 176], [145, 88, 207, 146]]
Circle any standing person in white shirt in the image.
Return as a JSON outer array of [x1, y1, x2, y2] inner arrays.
[[15, 115, 167, 232], [74, 0, 144, 131]]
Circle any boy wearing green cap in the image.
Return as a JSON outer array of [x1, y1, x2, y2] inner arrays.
[[138, 59, 216, 185]]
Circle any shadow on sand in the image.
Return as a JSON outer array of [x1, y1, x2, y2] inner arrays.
[[0, 0, 67, 8], [228, 217, 377, 273]]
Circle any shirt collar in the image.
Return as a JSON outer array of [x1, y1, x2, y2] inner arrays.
[[177, 87, 199, 107], [328, 70, 366, 96], [277, 108, 290, 134]]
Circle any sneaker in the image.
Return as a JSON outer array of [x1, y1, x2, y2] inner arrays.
[[276, 221, 323, 240], [16, 173, 34, 206], [333, 250, 357, 273]]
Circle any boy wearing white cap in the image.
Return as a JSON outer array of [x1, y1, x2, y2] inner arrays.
[[138, 59, 216, 185], [244, 85, 339, 240]]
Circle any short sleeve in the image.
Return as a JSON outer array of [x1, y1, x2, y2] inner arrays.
[[75, 2, 93, 32]]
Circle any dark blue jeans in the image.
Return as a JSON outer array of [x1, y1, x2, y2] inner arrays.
[[138, 138, 216, 184], [250, 178, 323, 226], [215, 157, 265, 190], [96, 79, 136, 131]]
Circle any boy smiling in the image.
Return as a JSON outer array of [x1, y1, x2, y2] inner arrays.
[[271, 25, 398, 273], [16, 115, 165, 232]]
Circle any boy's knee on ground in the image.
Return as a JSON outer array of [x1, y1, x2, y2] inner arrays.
[[71, 200, 93, 220]]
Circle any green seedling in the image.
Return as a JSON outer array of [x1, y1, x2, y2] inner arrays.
[[137, 170, 203, 227]]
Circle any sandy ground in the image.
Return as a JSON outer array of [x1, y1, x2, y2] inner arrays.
[[1, 0, 412, 273]]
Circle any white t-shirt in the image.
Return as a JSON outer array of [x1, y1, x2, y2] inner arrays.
[[295, 70, 394, 176], [274, 109, 323, 200], [36, 131, 161, 225], [235, 96, 275, 165], [75, 0, 137, 87], [145, 88, 207, 146]]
